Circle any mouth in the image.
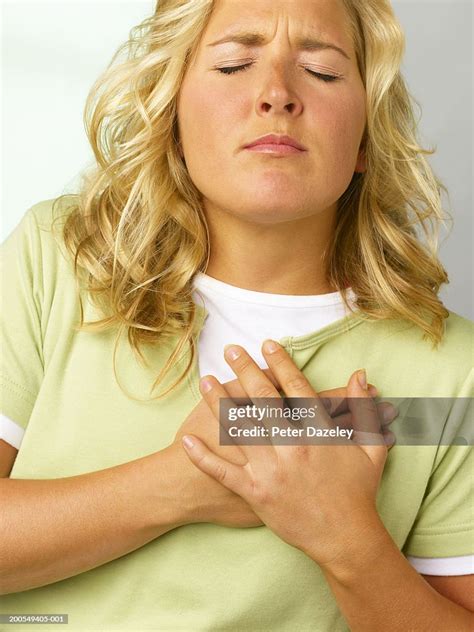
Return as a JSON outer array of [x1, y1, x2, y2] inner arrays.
[[243, 133, 307, 156], [244, 144, 305, 155]]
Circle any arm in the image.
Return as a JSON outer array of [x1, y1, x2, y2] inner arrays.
[[0, 370, 276, 596], [0, 446, 186, 595], [318, 514, 474, 631], [0, 439, 18, 477], [0, 370, 378, 596], [181, 340, 473, 631]]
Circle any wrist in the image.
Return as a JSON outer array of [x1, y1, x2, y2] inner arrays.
[[317, 510, 392, 585], [142, 444, 195, 532]]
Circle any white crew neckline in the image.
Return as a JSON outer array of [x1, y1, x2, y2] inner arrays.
[[193, 272, 355, 308]]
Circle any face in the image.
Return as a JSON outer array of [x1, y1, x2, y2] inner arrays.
[[177, 0, 366, 225]]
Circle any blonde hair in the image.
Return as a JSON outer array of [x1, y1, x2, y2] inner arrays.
[[54, 0, 450, 400]]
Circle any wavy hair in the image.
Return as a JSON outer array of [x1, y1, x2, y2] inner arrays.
[[53, 0, 451, 400]]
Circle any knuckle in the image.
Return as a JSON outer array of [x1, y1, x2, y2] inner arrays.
[[249, 468, 281, 506], [234, 357, 252, 373], [378, 402, 398, 424], [208, 391, 220, 406], [354, 397, 378, 417], [212, 461, 228, 483], [286, 374, 308, 392], [254, 385, 276, 399], [270, 351, 287, 366], [251, 481, 272, 506]]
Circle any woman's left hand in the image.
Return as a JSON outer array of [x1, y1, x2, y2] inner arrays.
[[181, 339, 390, 567]]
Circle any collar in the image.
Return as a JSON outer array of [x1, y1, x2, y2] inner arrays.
[[192, 301, 366, 352]]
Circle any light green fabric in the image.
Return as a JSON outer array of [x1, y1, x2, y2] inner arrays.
[[1, 197, 473, 632]]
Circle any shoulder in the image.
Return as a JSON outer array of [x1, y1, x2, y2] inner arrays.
[[4, 196, 82, 303], [351, 310, 473, 397], [431, 310, 472, 373], [25, 194, 80, 266], [443, 310, 473, 346], [358, 309, 472, 360], [437, 311, 473, 392], [28, 194, 79, 232]]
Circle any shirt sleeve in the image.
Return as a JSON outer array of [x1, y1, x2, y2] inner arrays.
[[406, 554, 473, 576], [403, 371, 474, 558], [0, 207, 45, 433], [0, 414, 26, 449]]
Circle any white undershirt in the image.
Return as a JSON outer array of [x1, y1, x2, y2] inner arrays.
[[1, 271, 472, 576], [191, 271, 358, 383]]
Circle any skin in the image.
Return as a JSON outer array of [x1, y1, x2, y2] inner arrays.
[[177, 0, 366, 294], [183, 342, 473, 629], [170, 367, 387, 528], [175, 0, 473, 626], [184, 343, 389, 567]]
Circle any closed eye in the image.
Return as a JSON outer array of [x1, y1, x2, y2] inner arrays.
[[216, 63, 341, 83]]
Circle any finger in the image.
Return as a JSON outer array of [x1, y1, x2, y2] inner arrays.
[[223, 367, 280, 402], [377, 401, 399, 427], [319, 384, 378, 401], [199, 375, 243, 444], [331, 401, 398, 430], [260, 339, 341, 436], [200, 374, 273, 459], [347, 370, 387, 467], [224, 345, 282, 400], [382, 429, 396, 449], [321, 402, 397, 451], [319, 382, 378, 417], [224, 370, 377, 406], [223, 345, 287, 438], [181, 434, 249, 497], [261, 340, 319, 399], [259, 347, 379, 416]]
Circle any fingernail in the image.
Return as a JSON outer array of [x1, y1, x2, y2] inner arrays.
[[263, 339, 279, 354], [200, 377, 213, 393], [357, 370, 367, 390], [382, 404, 398, 423], [224, 344, 240, 361], [182, 435, 194, 449]]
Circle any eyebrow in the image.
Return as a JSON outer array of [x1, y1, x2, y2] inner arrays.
[[207, 32, 351, 60]]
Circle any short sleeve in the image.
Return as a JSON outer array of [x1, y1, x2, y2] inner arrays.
[[403, 370, 474, 558], [0, 207, 45, 432]]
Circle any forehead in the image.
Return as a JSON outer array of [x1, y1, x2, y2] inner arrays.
[[203, 0, 353, 49]]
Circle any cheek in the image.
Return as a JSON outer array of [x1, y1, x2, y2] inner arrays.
[[179, 80, 247, 158], [177, 72, 366, 204], [317, 94, 364, 150]]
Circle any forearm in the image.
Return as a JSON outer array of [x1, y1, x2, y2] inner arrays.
[[316, 514, 473, 631], [0, 446, 186, 595]]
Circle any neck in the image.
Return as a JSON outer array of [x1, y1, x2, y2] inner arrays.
[[202, 203, 338, 295]]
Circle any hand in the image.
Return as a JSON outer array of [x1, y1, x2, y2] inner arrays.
[[180, 340, 393, 567], [175, 367, 384, 449], [170, 366, 392, 529]]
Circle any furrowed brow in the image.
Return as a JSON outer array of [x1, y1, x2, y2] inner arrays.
[[207, 32, 350, 60]]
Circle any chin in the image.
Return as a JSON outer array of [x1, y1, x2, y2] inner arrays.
[[230, 204, 311, 226]]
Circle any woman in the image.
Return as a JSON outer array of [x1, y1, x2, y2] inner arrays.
[[0, 0, 472, 630]]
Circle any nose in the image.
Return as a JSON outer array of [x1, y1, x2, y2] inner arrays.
[[255, 65, 303, 118]]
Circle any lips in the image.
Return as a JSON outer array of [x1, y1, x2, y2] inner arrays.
[[244, 134, 307, 151]]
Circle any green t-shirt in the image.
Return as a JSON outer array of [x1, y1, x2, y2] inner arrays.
[[1, 197, 473, 631]]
